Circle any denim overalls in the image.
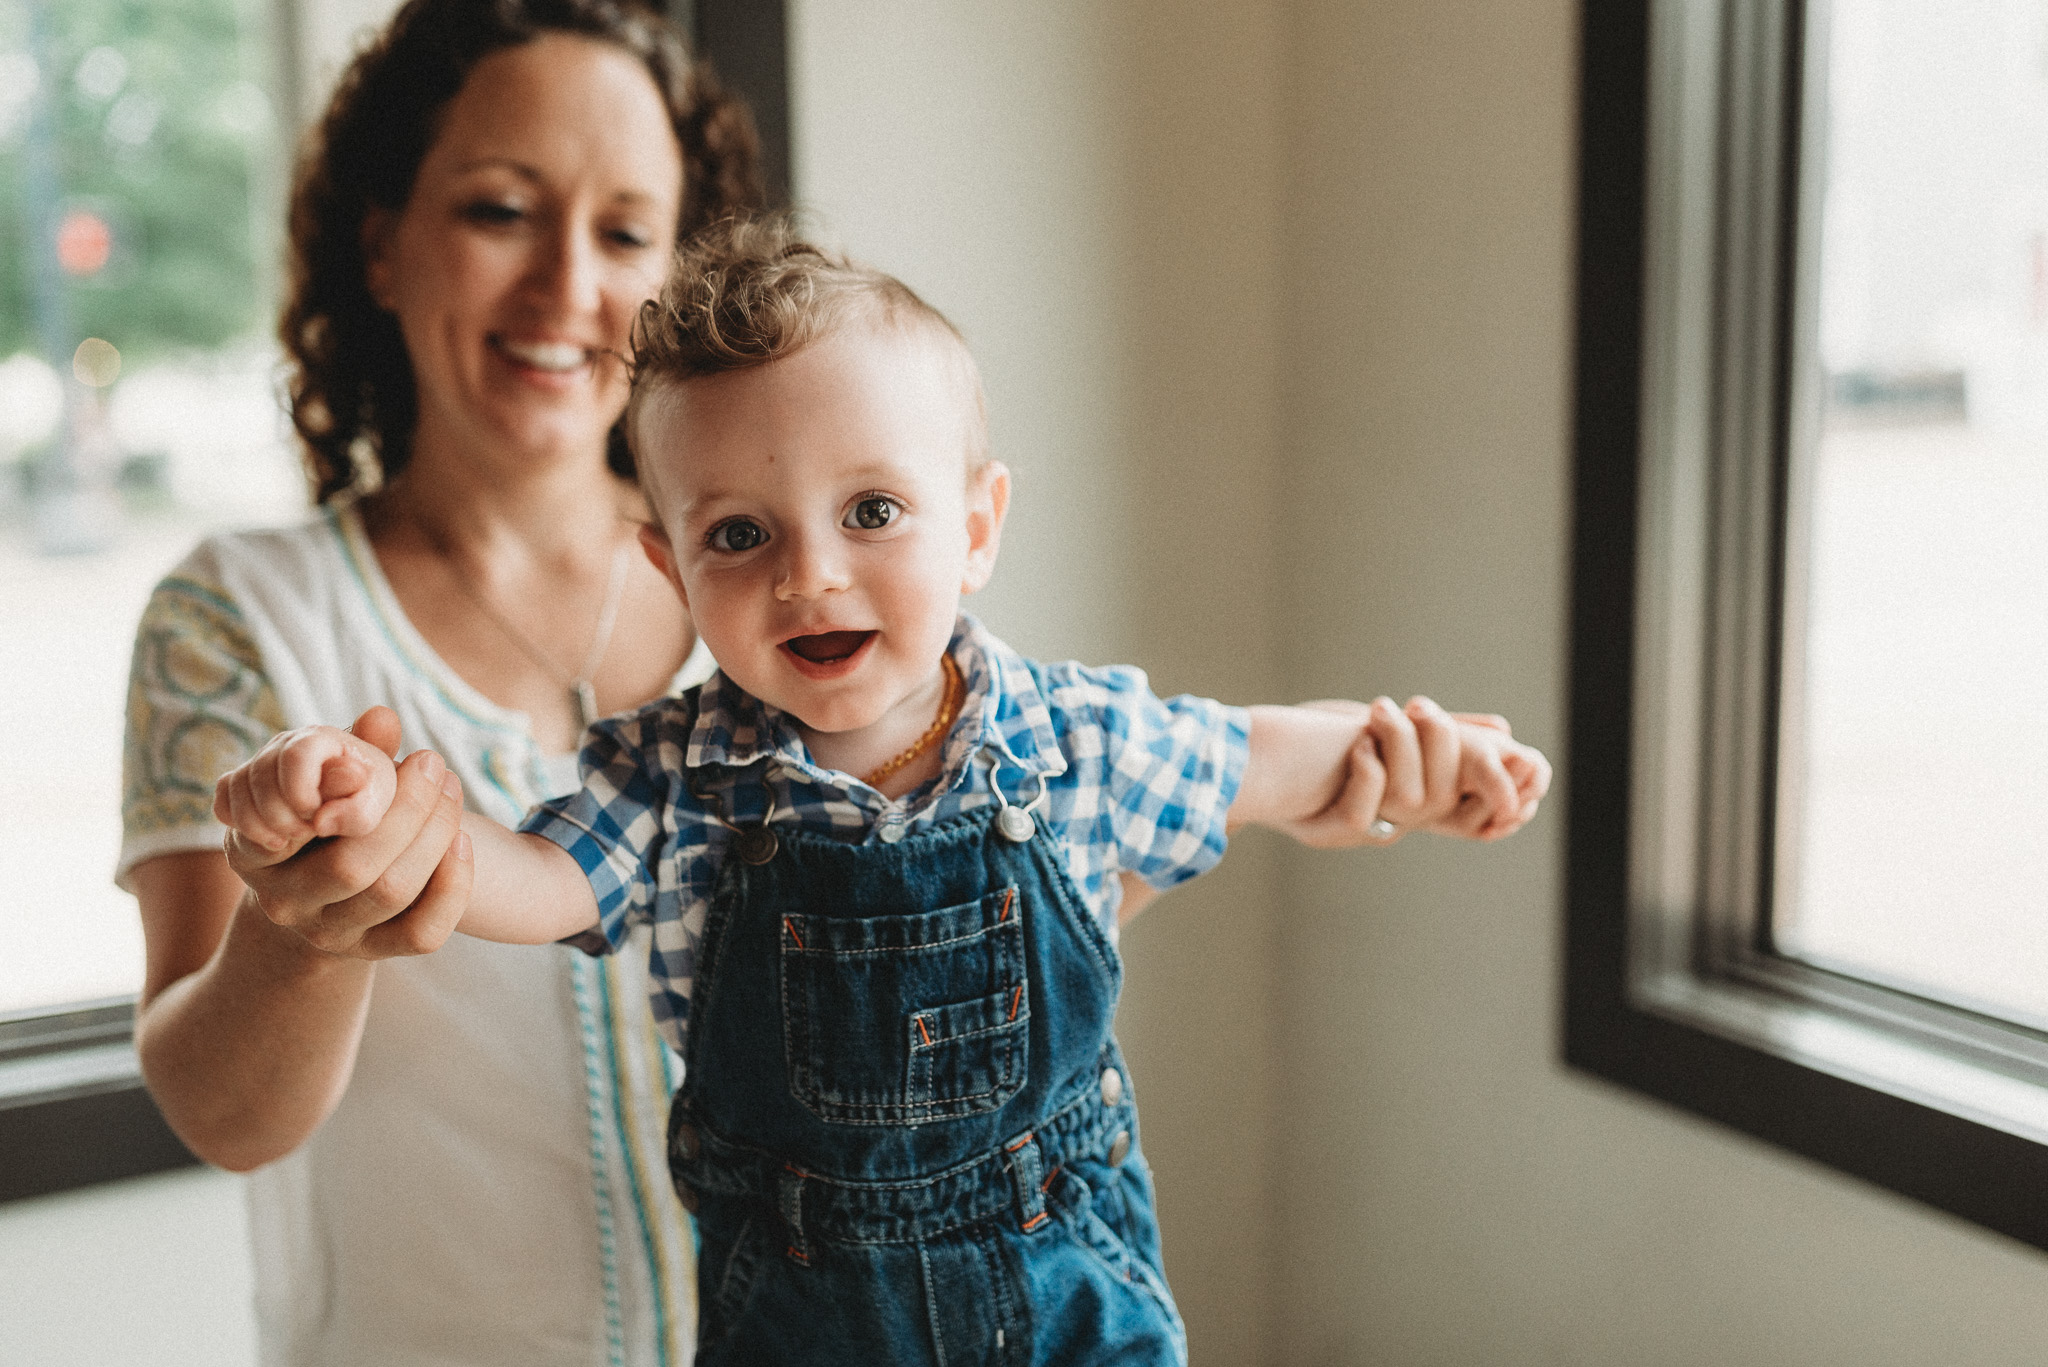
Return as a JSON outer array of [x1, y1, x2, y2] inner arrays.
[[667, 765, 1187, 1367]]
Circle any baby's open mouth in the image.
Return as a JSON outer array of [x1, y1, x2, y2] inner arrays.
[[783, 631, 874, 664]]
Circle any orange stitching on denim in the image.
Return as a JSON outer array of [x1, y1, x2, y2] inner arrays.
[[1005, 1132, 1034, 1152], [1021, 1212, 1050, 1231], [783, 917, 804, 950], [1040, 1165, 1061, 1192], [786, 1246, 810, 1264], [915, 1014, 934, 1047], [1009, 984, 1024, 1021], [999, 887, 1015, 921]]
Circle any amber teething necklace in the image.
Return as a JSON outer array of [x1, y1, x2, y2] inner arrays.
[[862, 653, 965, 789]]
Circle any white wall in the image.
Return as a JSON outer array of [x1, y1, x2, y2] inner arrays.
[[0, 1168, 253, 1367]]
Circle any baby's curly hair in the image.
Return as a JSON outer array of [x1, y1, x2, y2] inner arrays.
[[626, 214, 989, 480]]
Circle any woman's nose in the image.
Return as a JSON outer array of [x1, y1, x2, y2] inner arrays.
[[526, 222, 602, 315], [774, 531, 852, 600]]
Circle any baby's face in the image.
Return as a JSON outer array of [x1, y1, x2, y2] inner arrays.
[[637, 324, 1006, 739]]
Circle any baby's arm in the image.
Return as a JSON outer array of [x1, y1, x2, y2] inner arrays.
[[215, 713, 598, 946], [456, 821, 600, 945], [1228, 705, 1376, 834]]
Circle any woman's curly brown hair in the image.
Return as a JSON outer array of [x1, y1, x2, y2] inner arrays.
[[280, 0, 763, 503]]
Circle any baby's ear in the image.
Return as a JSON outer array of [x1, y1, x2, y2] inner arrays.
[[638, 523, 687, 605], [960, 460, 1010, 595]]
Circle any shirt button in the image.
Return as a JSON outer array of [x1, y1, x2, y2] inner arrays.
[[877, 817, 907, 843], [1100, 1067, 1124, 1107], [672, 1122, 700, 1162], [673, 1182, 701, 1214], [1107, 1129, 1131, 1167]]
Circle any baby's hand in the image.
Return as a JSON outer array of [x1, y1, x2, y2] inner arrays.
[[213, 706, 407, 865], [1426, 704, 1549, 841], [1298, 696, 1549, 844]]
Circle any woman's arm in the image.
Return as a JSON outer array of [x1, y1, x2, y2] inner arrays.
[[133, 852, 377, 1172], [133, 711, 472, 1171]]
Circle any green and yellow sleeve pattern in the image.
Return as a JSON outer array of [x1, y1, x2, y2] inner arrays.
[[122, 575, 286, 841]]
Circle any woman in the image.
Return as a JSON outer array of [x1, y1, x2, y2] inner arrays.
[[120, 2, 759, 1363]]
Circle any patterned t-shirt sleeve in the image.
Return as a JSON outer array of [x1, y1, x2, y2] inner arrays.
[[518, 708, 673, 953], [119, 574, 286, 889], [1065, 663, 1251, 889]]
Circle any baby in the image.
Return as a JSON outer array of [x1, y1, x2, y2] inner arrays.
[[216, 216, 1548, 1366]]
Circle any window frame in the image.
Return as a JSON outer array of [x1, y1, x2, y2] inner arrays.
[[1566, 0, 2048, 1253], [1, 0, 789, 1206]]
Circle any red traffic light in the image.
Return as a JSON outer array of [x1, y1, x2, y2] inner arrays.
[[56, 210, 113, 277]]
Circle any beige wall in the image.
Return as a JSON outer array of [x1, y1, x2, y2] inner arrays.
[[13, 1, 2048, 1363]]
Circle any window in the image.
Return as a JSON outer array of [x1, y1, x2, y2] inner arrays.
[[1568, 0, 2048, 1249], [1, 0, 301, 1200]]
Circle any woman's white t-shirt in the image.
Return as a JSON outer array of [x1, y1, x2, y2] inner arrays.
[[119, 506, 710, 1367]]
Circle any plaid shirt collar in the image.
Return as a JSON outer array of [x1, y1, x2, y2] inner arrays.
[[683, 615, 1068, 799]]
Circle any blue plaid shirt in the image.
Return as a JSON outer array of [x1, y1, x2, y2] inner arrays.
[[521, 616, 1250, 1055]]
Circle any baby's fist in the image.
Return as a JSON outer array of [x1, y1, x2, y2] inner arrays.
[[213, 707, 407, 864]]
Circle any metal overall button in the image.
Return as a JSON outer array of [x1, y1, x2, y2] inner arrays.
[[697, 767, 782, 864], [735, 825, 779, 864], [992, 765, 1049, 844], [877, 813, 907, 843], [1100, 1067, 1124, 1107], [1107, 1129, 1131, 1167]]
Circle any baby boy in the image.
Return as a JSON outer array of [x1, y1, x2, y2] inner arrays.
[[216, 216, 1547, 1367]]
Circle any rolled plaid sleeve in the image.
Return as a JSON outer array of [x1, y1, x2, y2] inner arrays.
[[1070, 664, 1251, 889], [519, 711, 671, 952]]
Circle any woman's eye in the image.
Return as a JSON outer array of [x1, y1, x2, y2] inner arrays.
[[460, 200, 523, 226], [606, 226, 655, 250], [708, 520, 767, 553], [845, 497, 898, 531]]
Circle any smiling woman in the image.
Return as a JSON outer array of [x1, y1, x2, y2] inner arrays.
[[113, 2, 763, 1363]]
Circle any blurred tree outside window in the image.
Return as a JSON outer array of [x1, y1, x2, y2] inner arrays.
[[1, 0, 304, 1015]]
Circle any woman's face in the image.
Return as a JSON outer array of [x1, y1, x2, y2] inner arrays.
[[364, 33, 684, 473]]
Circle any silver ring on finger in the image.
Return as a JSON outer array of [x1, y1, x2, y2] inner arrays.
[[1367, 817, 1398, 842]]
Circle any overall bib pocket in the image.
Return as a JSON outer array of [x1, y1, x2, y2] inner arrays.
[[782, 884, 1029, 1125]]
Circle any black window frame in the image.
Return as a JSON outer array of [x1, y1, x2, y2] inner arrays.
[[1, 0, 789, 1206], [1566, 0, 2048, 1252]]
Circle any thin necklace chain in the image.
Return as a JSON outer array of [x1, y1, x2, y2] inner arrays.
[[435, 534, 633, 729]]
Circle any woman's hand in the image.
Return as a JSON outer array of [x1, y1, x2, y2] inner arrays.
[[222, 706, 474, 961], [1276, 697, 1549, 847]]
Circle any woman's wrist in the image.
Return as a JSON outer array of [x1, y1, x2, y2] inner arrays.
[[229, 887, 382, 975]]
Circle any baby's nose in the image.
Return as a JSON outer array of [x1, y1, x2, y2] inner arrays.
[[774, 534, 852, 599]]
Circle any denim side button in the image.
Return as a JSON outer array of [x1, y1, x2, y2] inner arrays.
[[1100, 1067, 1124, 1107], [1107, 1129, 1131, 1167]]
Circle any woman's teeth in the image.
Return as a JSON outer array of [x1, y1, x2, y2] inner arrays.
[[498, 340, 587, 372]]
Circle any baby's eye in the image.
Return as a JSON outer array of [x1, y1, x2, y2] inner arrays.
[[844, 496, 899, 531], [707, 519, 767, 553]]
